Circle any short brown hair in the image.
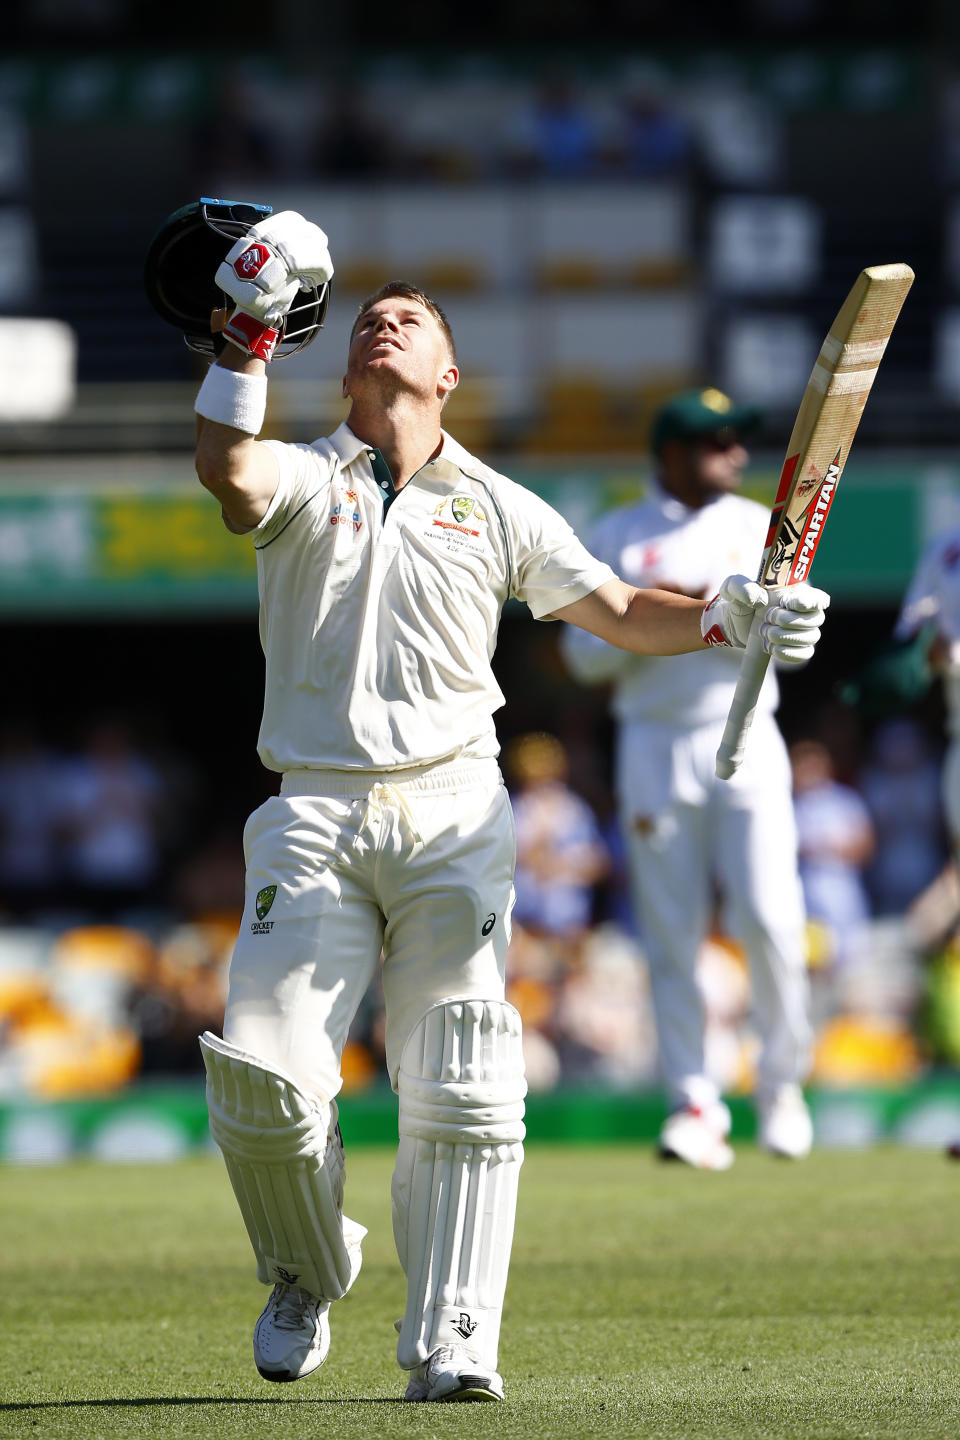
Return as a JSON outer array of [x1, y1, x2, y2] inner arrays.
[[351, 281, 456, 361]]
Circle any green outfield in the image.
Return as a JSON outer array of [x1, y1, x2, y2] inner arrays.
[[1, 1145, 957, 1439]]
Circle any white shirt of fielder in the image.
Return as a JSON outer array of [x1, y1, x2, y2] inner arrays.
[[563, 482, 778, 728], [896, 527, 960, 737]]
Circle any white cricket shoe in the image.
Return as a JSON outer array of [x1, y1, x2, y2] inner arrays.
[[253, 1282, 331, 1382], [658, 1102, 734, 1171], [757, 1085, 813, 1159], [404, 1345, 504, 1402]]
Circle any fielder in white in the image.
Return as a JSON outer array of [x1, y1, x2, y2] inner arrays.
[[191, 215, 828, 1400], [894, 525, 960, 854], [563, 389, 826, 1170]]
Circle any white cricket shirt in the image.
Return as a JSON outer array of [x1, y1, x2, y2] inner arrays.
[[896, 526, 960, 734], [247, 422, 614, 772], [562, 485, 779, 727]]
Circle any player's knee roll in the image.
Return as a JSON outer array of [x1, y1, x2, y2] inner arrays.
[[397, 998, 527, 1145]]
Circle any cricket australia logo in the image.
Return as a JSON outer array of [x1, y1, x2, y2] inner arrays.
[[453, 1312, 478, 1340], [432, 494, 488, 539], [251, 884, 277, 934]]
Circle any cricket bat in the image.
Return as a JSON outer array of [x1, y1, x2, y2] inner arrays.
[[715, 262, 914, 780]]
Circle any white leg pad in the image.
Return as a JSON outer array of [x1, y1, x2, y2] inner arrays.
[[392, 999, 526, 1372], [200, 1031, 366, 1302]]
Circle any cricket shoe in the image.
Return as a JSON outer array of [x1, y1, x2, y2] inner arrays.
[[404, 1345, 504, 1402], [253, 1282, 331, 1382], [658, 1101, 734, 1171], [757, 1085, 813, 1159]]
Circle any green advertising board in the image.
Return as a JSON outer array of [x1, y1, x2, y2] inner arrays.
[[0, 455, 951, 615]]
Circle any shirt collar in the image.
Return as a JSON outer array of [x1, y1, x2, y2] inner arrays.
[[326, 421, 464, 484], [654, 478, 720, 523]]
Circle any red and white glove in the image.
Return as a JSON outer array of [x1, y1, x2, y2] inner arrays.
[[701, 574, 830, 664], [216, 211, 334, 361]]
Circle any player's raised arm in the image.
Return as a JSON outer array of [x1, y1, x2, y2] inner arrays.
[[143, 198, 333, 531], [193, 342, 280, 531], [555, 574, 828, 663], [193, 210, 334, 529]]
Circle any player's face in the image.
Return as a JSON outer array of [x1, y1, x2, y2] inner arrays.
[[687, 432, 749, 498], [343, 298, 458, 406]]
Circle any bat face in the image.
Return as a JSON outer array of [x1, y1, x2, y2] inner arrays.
[[757, 262, 914, 592]]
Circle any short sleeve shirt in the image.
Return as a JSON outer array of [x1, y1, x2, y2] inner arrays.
[[569, 486, 779, 727], [248, 422, 614, 772]]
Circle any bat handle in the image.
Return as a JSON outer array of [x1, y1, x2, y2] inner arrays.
[[715, 619, 771, 780]]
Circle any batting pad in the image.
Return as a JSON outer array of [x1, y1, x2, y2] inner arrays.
[[200, 1032, 366, 1302], [392, 999, 526, 1371]]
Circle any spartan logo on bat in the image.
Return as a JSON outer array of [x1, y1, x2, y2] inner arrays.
[[791, 452, 842, 582], [769, 453, 842, 580]]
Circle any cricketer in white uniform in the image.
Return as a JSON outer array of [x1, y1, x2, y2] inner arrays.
[[894, 526, 960, 853], [190, 215, 829, 1401], [563, 389, 816, 1171]]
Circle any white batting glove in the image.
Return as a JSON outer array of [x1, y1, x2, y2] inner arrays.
[[760, 583, 830, 664], [216, 211, 334, 361], [701, 574, 768, 649]]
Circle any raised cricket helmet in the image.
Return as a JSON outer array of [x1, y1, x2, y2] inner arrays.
[[143, 196, 329, 359]]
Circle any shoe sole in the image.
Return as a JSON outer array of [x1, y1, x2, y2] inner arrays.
[[255, 1352, 329, 1383], [406, 1376, 503, 1402]]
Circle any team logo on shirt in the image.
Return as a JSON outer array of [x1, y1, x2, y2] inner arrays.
[[331, 487, 362, 534], [251, 884, 277, 932], [432, 495, 487, 537], [256, 885, 277, 920]]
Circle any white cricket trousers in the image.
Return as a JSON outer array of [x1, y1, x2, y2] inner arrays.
[[223, 759, 517, 1097], [617, 715, 811, 1109]]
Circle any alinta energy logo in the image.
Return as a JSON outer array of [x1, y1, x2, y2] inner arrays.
[[331, 487, 362, 534]]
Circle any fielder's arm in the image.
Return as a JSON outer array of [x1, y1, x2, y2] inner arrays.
[[194, 344, 279, 532]]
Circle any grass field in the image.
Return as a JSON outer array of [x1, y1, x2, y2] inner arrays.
[[1, 1144, 958, 1439]]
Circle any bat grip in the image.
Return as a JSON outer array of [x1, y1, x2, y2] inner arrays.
[[715, 619, 771, 780]]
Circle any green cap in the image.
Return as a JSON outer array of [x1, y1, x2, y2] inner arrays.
[[650, 387, 761, 454]]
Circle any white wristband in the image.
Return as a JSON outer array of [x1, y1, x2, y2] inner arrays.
[[194, 363, 267, 435]]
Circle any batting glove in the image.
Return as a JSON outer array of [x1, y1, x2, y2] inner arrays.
[[760, 584, 831, 664], [216, 211, 334, 361], [701, 574, 768, 650]]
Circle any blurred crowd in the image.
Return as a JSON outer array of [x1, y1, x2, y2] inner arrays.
[[191, 65, 700, 192], [1, 701, 958, 1103]]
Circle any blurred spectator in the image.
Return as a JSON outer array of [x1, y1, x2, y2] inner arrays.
[[59, 718, 167, 919], [859, 718, 948, 916], [310, 82, 396, 180], [606, 76, 694, 180], [0, 724, 66, 918], [190, 73, 276, 186], [173, 822, 246, 920], [505, 731, 610, 969], [503, 71, 601, 178], [791, 738, 875, 971]]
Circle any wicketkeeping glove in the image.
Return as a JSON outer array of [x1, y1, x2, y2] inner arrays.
[[216, 211, 334, 361], [701, 574, 830, 664]]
